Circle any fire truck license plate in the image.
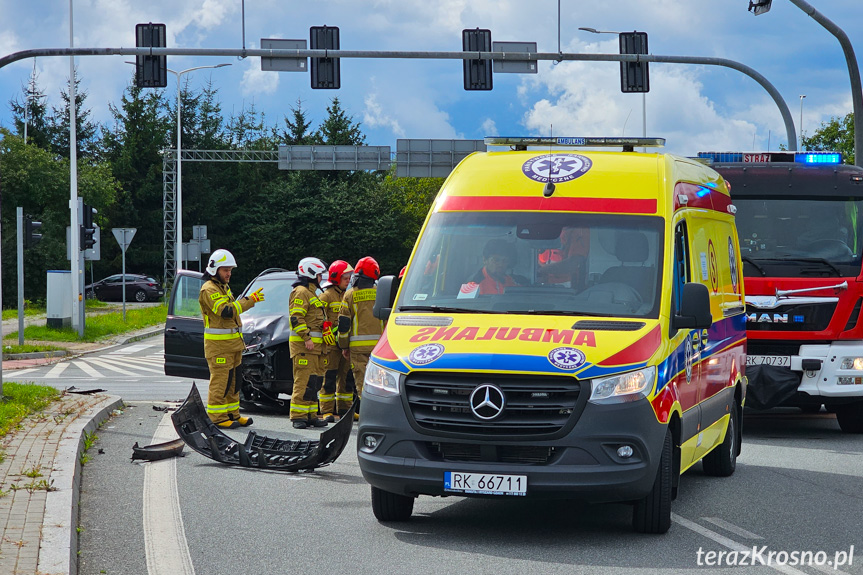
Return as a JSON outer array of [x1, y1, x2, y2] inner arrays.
[[746, 355, 790, 367], [444, 472, 527, 496]]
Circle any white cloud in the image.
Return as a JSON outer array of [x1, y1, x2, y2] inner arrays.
[[363, 92, 405, 138], [241, 56, 279, 97], [481, 117, 497, 136]]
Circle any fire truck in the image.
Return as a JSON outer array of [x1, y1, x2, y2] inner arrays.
[[702, 151, 863, 433]]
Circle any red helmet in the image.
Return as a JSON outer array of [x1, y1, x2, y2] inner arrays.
[[355, 256, 380, 280], [329, 260, 354, 284]]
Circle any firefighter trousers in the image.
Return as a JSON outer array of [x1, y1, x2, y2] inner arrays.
[[349, 351, 370, 403], [320, 348, 352, 416], [206, 350, 243, 424], [291, 353, 323, 421]]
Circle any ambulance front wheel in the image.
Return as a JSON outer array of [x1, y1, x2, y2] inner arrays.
[[632, 429, 672, 534], [371, 486, 415, 522]]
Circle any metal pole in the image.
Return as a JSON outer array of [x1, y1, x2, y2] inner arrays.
[[799, 94, 806, 150], [0, 178, 4, 394], [642, 93, 647, 153], [176, 71, 182, 274], [121, 250, 126, 323], [16, 208, 24, 346], [0, 47, 799, 149], [787, 0, 862, 165], [69, 0, 83, 338]]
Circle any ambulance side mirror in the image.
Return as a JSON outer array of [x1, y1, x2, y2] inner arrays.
[[673, 283, 713, 330], [373, 275, 398, 320]]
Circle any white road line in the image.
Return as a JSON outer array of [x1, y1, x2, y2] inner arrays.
[[143, 412, 195, 575], [72, 360, 103, 379], [5, 368, 39, 377], [701, 517, 763, 539], [674, 514, 801, 575], [44, 362, 70, 379], [104, 360, 164, 374], [118, 356, 166, 368], [109, 343, 153, 355], [80, 358, 138, 376]]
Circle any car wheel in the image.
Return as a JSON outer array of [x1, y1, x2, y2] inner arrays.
[[371, 486, 414, 522], [633, 428, 673, 534], [86, 289, 96, 300], [134, 289, 147, 302], [702, 403, 739, 477], [836, 402, 863, 433]]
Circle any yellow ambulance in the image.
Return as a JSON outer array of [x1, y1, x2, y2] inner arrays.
[[360, 137, 746, 533]]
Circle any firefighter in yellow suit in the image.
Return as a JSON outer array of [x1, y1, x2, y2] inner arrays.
[[198, 249, 264, 429], [338, 256, 384, 418], [289, 257, 331, 429], [319, 260, 354, 422]]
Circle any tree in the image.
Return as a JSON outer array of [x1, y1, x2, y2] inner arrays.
[[802, 112, 855, 165], [316, 97, 365, 145], [8, 65, 52, 151], [49, 68, 102, 160], [101, 77, 171, 279], [278, 99, 320, 145]]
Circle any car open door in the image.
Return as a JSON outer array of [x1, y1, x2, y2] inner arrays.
[[164, 271, 209, 378]]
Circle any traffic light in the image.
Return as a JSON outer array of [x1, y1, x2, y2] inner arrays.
[[24, 216, 42, 249], [80, 203, 97, 251], [619, 31, 649, 93], [310, 26, 340, 89], [463, 28, 493, 91], [136, 23, 167, 88]]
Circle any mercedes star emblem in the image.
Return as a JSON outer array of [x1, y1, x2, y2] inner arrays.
[[469, 384, 506, 420]]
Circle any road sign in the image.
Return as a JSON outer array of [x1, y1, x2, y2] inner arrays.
[[261, 38, 307, 72], [492, 42, 537, 74], [112, 228, 137, 253], [395, 139, 485, 178], [192, 225, 207, 240]]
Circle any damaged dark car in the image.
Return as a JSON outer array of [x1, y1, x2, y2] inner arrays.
[[164, 268, 352, 411]]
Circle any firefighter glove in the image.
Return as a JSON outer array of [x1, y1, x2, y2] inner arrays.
[[323, 321, 337, 346], [249, 288, 265, 303]]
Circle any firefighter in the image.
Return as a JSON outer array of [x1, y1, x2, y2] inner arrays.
[[198, 249, 264, 429], [289, 257, 330, 429], [318, 260, 354, 422], [338, 256, 384, 419]]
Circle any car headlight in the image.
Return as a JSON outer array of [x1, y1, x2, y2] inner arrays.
[[364, 361, 400, 396], [589, 366, 656, 404]]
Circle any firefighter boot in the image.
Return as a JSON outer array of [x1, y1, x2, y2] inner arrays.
[[217, 420, 240, 429], [237, 416, 253, 427]]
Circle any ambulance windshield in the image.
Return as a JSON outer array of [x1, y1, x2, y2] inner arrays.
[[398, 212, 664, 318]]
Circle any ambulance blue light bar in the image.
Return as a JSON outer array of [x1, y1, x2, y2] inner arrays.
[[487, 136, 666, 148], [696, 151, 843, 164]]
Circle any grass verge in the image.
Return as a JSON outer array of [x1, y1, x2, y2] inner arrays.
[[3, 343, 66, 355], [1, 306, 44, 321], [0, 382, 60, 438], [5, 304, 167, 343]]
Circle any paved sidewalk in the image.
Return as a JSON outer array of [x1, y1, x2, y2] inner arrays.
[[0, 392, 122, 575]]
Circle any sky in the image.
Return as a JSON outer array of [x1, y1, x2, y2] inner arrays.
[[0, 0, 861, 157]]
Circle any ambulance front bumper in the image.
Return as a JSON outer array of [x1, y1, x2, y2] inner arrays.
[[356, 390, 667, 503]]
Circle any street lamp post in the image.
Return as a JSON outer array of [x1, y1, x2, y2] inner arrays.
[[579, 27, 648, 149], [168, 63, 231, 273], [799, 95, 806, 150]]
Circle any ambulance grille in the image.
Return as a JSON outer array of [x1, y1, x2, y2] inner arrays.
[[426, 443, 556, 464], [404, 373, 581, 436]]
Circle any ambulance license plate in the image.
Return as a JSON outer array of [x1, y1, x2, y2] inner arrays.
[[746, 355, 790, 367], [444, 472, 527, 496]]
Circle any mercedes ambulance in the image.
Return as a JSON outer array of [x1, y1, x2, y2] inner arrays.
[[702, 151, 863, 433], [360, 137, 747, 534]]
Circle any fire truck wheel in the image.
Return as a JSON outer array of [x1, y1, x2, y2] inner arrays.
[[836, 402, 863, 434], [633, 428, 672, 534]]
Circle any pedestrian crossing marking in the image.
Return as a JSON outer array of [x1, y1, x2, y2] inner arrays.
[[45, 362, 70, 379]]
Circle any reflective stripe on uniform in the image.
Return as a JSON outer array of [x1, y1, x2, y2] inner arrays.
[[290, 404, 318, 415], [206, 401, 240, 414], [290, 307, 307, 315], [318, 392, 335, 401], [204, 332, 243, 341], [211, 296, 230, 313], [205, 327, 239, 335], [233, 301, 242, 315], [350, 339, 378, 347], [335, 392, 354, 401]]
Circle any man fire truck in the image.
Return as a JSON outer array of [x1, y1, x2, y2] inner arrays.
[[702, 150, 863, 433]]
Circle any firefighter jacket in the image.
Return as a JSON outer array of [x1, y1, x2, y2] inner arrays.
[[338, 279, 384, 351], [289, 281, 327, 355], [320, 284, 346, 352], [198, 278, 256, 357]]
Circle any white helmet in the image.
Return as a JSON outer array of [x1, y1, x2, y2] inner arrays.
[[206, 249, 238, 275], [297, 257, 327, 280]]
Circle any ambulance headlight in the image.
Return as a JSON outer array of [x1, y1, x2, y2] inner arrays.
[[589, 366, 656, 404], [840, 357, 863, 370], [364, 362, 400, 396]]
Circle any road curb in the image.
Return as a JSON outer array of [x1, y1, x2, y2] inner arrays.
[[38, 394, 124, 575], [2, 350, 68, 360]]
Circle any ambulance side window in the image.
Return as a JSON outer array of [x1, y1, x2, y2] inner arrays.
[[672, 221, 690, 314]]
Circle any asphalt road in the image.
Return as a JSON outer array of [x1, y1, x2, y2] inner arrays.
[[76, 378, 863, 574]]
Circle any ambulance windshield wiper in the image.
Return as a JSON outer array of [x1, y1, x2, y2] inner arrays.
[[520, 310, 611, 317], [399, 305, 506, 314], [761, 256, 842, 277]]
